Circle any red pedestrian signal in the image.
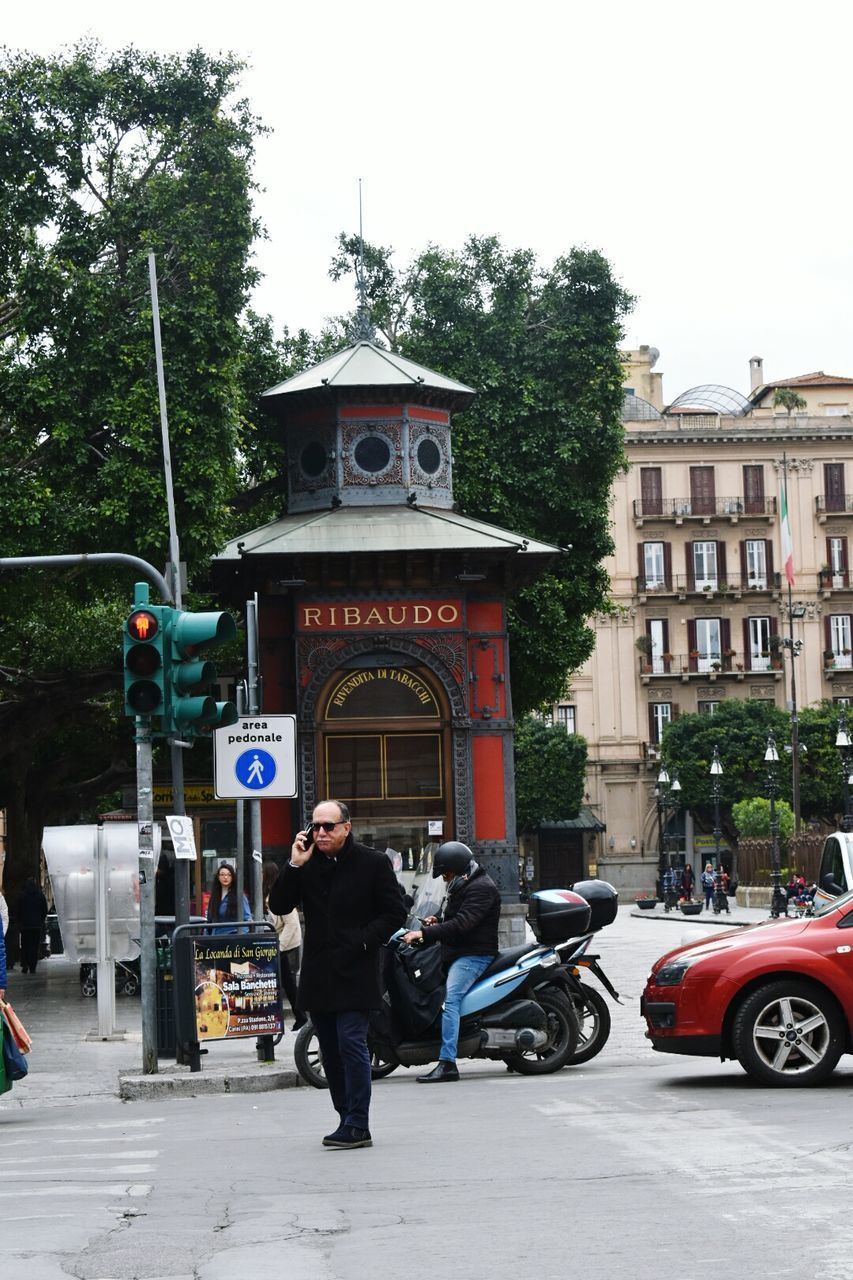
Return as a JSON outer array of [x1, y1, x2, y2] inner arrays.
[[127, 609, 159, 642]]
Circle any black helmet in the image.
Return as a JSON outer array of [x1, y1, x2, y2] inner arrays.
[[432, 841, 474, 879]]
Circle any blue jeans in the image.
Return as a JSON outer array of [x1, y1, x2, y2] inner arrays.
[[440, 955, 494, 1063], [311, 1010, 372, 1129]]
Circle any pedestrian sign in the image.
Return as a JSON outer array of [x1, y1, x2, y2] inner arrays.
[[213, 716, 298, 799]]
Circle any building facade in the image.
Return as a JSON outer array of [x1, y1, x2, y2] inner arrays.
[[578, 350, 853, 892]]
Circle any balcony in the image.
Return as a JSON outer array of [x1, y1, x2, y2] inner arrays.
[[824, 651, 853, 680], [818, 570, 851, 595], [633, 496, 776, 526], [817, 495, 853, 523], [639, 652, 783, 682], [636, 572, 781, 601]]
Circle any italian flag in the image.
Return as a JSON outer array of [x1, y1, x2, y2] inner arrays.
[[780, 478, 795, 586]]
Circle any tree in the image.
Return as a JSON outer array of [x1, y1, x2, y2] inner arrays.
[[732, 796, 794, 846], [661, 701, 790, 843], [0, 42, 264, 890], [514, 718, 587, 833], [329, 234, 633, 713], [773, 388, 808, 417]]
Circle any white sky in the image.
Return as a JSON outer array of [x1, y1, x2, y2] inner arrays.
[[4, 0, 853, 402]]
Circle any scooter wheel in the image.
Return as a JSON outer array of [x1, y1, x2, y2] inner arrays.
[[505, 989, 579, 1075], [293, 1020, 399, 1089], [567, 982, 611, 1065]]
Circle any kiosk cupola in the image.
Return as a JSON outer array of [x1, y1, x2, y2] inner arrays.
[[262, 340, 475, 514]]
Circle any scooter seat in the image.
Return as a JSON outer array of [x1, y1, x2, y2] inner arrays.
[[478, 943, 540, 981]]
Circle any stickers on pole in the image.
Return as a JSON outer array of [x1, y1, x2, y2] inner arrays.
[[166, 814, 197, 861], [213, 716, 298, 798]]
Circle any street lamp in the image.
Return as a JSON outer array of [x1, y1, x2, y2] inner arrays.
[[709, 746, 729, 915], [656, 767, 681, 910], [781, 599, 807, 833], [835, 707, 853, 832], [765, 732, 787, 918]]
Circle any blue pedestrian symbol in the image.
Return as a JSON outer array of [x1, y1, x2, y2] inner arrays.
[[235, 748, 277, 791]]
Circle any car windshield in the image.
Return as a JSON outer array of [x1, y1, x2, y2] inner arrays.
[[811, 888, 853, 918]]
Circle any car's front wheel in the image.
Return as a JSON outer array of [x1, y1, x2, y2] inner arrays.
[[732, 979, 845, 1087]]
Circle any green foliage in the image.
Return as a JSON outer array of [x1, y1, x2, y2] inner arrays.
[[661, 701, 790, 821], [329, 234, 633, 713], [514, 717, 587, 832], [0, 42, 263, 885], [772, 388, 808, 416], [732, 796, 794, 845]]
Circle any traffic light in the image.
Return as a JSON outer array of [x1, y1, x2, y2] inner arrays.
[[124, 605, 170, 718], [167, 609, 239, 735]]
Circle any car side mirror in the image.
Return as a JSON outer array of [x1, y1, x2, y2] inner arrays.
[[822, 873, 845, 895]]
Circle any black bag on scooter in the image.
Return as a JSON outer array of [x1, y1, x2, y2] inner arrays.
[[386, 943, 446, 1039]]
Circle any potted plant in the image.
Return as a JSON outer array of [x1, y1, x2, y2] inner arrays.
[[680, 900, 703, 915], [820, 563, 832, 586], [711, 660, 721, 672], [634, 893, 658, 910], [635, 635, 653, 655], [824, 648, 836, 667], [768, 634, 783, 650]]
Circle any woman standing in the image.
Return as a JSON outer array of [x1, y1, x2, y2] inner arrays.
[[682, 863, 695, 902], [701, 863, 716, 910], [262, 861, 305, 1031], [205, 864, 251, 931]]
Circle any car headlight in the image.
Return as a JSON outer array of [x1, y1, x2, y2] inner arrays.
[[653, 957, 697, 986]]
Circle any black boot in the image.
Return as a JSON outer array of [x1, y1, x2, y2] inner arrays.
[[417, 1060, 460, 1083]]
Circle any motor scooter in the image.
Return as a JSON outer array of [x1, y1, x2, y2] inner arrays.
[[294, 879, 618, 1087]]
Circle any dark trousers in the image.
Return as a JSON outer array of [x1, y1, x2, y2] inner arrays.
[[280, 949, 302, 1023], [311, 1010, 371, 1129], [20, 928, 41, 973]]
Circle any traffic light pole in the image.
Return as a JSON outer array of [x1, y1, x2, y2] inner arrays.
[[136, 711, 158, 1074]]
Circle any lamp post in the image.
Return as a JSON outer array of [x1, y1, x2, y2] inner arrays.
[[765, 731, 787, 918], [709, 746, 729, 915], [781, 599, 806, 833], [836, 707, 853, 833], [656, 767, 681, 910]]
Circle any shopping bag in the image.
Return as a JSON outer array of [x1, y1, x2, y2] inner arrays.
[[0, 999, 31, 1053], [1, 1014, 28, 1081]]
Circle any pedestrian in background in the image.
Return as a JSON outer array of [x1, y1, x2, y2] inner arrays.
[[205, 863, 251, 931], [0, 888, 8, 938], [682, 863, 695, 902], [262, 860, 305, 1031], [701, 863, 716, 911], [16, 877, 48, 974], [269, 800, 406, 1150]]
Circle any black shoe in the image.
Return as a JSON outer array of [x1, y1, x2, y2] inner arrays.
[[417, 1060, 460, 1083], [322, 1125, 372, 1149]]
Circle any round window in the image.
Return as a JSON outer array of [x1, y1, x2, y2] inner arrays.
[[300, 441, 327, 478], [416, 438, 442, 475], [354, 435, 391, 473]]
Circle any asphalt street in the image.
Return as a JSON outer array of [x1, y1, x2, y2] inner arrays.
[[3, 904, 851, 1280]]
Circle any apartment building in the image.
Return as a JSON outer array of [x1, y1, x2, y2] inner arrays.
[[573, 348, 853, 892]]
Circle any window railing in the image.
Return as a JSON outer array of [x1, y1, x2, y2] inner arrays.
[[636, 572, 781, 595], [634, 496, 776, 519], [817, 495, 853, 515], [639, 651, 783, 675], [818, 570, 851, 590]]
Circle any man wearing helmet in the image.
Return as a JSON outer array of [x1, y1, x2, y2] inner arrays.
[[402, 841, 500, 1082]]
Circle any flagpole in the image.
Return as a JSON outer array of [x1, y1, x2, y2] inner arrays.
[[781, 450, 801, 833]]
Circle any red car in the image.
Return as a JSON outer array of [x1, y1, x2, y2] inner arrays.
[[642, 892, 853, 1086]]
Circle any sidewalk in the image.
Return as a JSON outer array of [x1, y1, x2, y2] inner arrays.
[[0, 955, 302, 1111], [629, 901, 774, 927]]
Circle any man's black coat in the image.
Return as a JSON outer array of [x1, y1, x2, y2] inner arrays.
[[268, 835, 406, 1012]]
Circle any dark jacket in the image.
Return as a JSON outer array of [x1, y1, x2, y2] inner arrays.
[[420, 866, 501, 966], [0, 924, 6, 990], [268, 834, 406, 1013], [15, 882, 48, 931]]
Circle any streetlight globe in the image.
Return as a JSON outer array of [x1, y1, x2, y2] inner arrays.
[[657, 766, 670, 785], [836, 730, 851, 749], [671, 778, 682, 792], [765, 743, 780, 763]]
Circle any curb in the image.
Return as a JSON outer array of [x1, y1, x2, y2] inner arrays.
[[629, 909, 751, 928], [118, 1065, 302, 1101]]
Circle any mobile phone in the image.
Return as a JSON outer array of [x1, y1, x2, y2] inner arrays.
[[300, 827, 315, 851]]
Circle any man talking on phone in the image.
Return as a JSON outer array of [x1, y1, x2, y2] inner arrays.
[[269, 800, 405, 1150]]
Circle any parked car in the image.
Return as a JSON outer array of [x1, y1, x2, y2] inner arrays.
[[813, 829, 853, 906], [642, 891, 853, 1086]]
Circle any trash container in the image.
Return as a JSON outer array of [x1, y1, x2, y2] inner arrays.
[[155, 938, 176, 1058]]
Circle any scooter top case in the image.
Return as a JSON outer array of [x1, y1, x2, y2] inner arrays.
[[527, 889, 592, 944]]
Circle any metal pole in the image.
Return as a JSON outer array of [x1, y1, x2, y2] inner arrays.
[[235, 684, 246, 921], [788, 580, 801, 834], [94, 821, 117, 1039], [711, 746, 729, 914], [246, 598, 263, 918], [767, 733, 786, 917], [148, 253, 181, 591], [0, 553, 171, 604], [136, 710, 157, 1073]]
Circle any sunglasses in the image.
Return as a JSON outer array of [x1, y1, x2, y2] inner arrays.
[[311, 820, 346, 832]]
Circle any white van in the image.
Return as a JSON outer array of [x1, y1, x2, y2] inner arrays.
[[814, 830, 853, 906]]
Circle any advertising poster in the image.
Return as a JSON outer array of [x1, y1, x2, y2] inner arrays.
[[191, 935, 283, 1041]]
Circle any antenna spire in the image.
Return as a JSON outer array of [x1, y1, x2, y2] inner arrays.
[[352, 178, 375, 342]]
